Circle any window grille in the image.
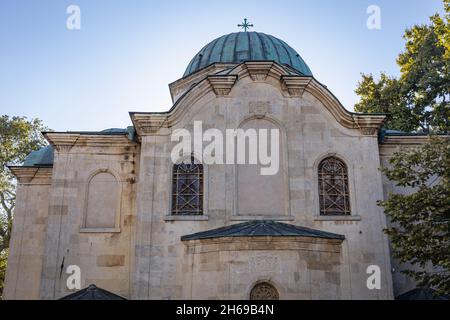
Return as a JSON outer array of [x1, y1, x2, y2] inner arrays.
[[318, 157, 350, 216], [172, 156, 203, 215]]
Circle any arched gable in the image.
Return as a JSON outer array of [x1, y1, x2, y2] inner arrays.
[[130, 61, 385, 137]]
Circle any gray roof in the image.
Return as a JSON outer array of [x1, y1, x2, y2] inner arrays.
[[21, 127, 136, 167], [181, 220, 345, 241], [60, 284, 127, 300], [56, 126, 136, 140], [23, 145, 54, 167]]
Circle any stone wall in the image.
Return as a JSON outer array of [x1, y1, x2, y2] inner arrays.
[[3, 168, 52, 299], [37, 135, 139, 299], [182, 237, 344, 299]]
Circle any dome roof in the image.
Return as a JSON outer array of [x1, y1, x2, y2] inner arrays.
[[183, 32, 312, 77]]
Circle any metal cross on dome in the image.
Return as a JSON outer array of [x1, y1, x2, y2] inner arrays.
[[238, 18, 254, 32]]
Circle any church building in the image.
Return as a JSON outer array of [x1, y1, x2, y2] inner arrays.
[[4, 29, 427, 300]]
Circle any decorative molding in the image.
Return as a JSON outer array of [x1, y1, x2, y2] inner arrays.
[[314, 215, 362, 221], [249, 101, 270, 118], [132, 61, 387, 137], [303, 79, 386, 135], [238, 61, 286, 82], [207, 75, 238, 96], [76, 135, 136, 148], [381, 135, 433, 146], [230, 215, 295, 221], [164, 215, 209, 221], [280, 75, 312, 97], [352, 115, 386, 136], [184, 236, 344, 253], [44, 132, 136, 150], [242, 65, 386, 135], [8, 167, 53, 184], [249, 256, 279, 272], [379, 136, 437, 157], [43, 133, 79, 152], [130, 113, 169, 136], [244, 61, 274, 81], [168, 63, 236, 103]]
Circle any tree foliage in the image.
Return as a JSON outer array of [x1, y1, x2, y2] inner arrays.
[[380, 137, 450, 295], [355, 0, 450, 133], [0, 250, 7, 299], [0, 115, 49, 298]]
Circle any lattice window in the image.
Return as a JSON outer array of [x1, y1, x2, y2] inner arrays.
[[318, 156, 351, 216], [249, 282, 279, 300], [172, 156, 203, 215]]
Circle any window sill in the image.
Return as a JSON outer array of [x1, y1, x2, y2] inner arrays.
[[164, 215, 209, 221], [230, 215, 295, 221], [314, 215, 361, 221], [79, 227, 121, 233]]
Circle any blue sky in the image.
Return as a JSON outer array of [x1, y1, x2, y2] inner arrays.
[[0, 0, 445, 131]]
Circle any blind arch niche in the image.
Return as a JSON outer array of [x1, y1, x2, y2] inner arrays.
[[82, 170, 121, 232], [235, 116, 289, 219]]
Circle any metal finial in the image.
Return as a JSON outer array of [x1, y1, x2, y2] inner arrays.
[[237, 18, 253, 32]]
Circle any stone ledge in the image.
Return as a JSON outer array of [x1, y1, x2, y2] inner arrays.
[[184, 236, 344, 254], [314, 215, 361, 221], [8, 166, 53, 184], [230, 215, 295, 221], [164, 215, 209, 221], [79, 227, 121, 233]]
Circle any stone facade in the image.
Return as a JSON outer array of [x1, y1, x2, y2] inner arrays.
[[182, 237, 345, 300], [4, 60, 424, 300]]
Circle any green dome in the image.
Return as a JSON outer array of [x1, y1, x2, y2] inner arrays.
[[184, 32, 312, 77]]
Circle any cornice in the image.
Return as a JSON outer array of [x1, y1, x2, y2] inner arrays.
[[8, 166, 53, 184], [207, 74, 238, 96], [43, 133, 79, 152], [280, 75, 312, 97], [130, 113, 170, 136], [44, 132, 137, 152], [169, 63, 235, 103], [380, 135, 432, 146]]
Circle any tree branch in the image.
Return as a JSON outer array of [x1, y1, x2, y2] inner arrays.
[[0, 193, 13, 217]]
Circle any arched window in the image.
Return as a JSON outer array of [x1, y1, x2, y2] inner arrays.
[[172, 155, 203, 215], [318, 156, 350, 216], [249, 282, 279, 300]]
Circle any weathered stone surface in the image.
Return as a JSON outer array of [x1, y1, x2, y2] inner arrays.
[[97, 255, 126, 267]]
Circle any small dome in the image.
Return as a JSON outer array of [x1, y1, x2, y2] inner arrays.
[[184, 32, 312, 77]]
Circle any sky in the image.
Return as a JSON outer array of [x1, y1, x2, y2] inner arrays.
[[0, 0, 445, 131]]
